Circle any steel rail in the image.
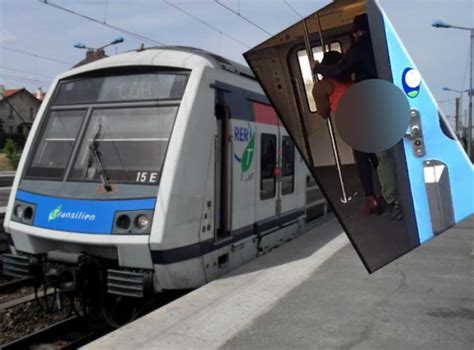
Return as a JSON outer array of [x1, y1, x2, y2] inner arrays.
[[0, 277, 30, 294], [0, 315, 100, 350]]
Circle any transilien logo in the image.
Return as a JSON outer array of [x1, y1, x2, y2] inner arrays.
[[48, 205, 62, 222]]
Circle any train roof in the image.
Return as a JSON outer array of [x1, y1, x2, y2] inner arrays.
[[58, 46, 255, 81], [149, 46, 254, 78]]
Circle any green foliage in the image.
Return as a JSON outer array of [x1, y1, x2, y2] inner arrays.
[[0, 132, 27, 150], [3, 138, 21, 168]]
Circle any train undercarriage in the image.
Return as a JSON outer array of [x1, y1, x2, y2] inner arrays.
[[3, 250, 155, 328]]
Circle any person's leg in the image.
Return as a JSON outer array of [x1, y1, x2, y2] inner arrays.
[[376, 148, 402, 220], [353, 150, 375, 196], [367, 152, 379, 169], [353, 150, 382, 215], [376, 149, 398, 203]]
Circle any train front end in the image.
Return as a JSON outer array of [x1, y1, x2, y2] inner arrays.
[[2, 55, 189, 318]]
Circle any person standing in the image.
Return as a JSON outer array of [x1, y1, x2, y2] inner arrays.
[[313, 50, 382, 216], [313, 13, 402, 220]]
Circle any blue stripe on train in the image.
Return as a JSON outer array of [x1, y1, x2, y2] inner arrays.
[[16, 190, 156, 234]]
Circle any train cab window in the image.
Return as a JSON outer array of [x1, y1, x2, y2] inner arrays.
[[54, 72, 189, 105], [260, 133, 276, 200], [25, 70, 188, 183], [281, 136, 295, 195], [297, 41, 342, 112], [25, 110, 85, 180], [69, 106, 177, 184]]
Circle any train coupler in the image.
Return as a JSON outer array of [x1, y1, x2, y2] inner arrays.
[[43, 250, 91, 293]]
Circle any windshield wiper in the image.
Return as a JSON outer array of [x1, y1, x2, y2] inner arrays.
[[88, 124, 112, 192]]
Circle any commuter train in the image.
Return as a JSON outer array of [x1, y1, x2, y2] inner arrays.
[[2, 46, 329, 323]]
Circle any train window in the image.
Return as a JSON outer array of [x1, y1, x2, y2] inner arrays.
[[260, 133, 276, 200], [297, 41, 342, 112], [25, 110, 85, 180], [54, 72, 189, 105], [281, 136, 295, 195], [54, 77, 103, 105], [69, 106, 177, 185]]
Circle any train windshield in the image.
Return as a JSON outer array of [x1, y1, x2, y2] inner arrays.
[[69, 106, 176, 184], [25, 70, 189, 185]]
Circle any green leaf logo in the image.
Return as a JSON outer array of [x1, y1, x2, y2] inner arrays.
[[48, 205, 62, 222], [408, 90, 419, 98], [241, 133, 255, 173]]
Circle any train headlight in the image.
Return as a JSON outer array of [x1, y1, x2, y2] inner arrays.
[[136, 215, 150, 230], [113, 210, 153, 234], [15, 205, 24, 219], [11, 201, 36, 224], [23, 207, 34, 221], [116, 214, 131, 230]]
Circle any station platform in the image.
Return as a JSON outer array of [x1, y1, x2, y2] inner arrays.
[[86, 216, 473, 350]]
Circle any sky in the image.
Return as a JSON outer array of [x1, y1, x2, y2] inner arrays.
[[0, 0, 473, 125]]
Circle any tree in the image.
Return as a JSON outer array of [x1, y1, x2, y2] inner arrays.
[[3, 139, 20, 168]]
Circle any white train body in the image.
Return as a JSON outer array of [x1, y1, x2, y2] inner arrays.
[[3, 47, 329, 297]]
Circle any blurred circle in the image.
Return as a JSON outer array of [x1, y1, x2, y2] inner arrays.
[[335, 79, 411, 153]]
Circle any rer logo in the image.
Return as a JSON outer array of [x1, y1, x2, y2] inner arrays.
[[402, 68, 422, 98], [234, 124, 255, 181]]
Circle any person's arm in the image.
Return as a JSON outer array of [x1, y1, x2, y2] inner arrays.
[[312, 80, 333, 119]]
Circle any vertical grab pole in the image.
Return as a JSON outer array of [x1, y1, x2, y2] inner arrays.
[[303, 12, 352, 203], [294, 20, 317, 169]]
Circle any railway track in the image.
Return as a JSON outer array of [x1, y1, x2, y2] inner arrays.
[[0, 278, 30, 295], [0, 315, 109, 350], [0, 289, 189, 348]]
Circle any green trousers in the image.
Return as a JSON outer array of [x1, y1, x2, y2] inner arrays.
[[376, 149, 399, 204]]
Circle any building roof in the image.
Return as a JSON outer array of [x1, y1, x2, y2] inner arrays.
[[0, 85, 46, 101], [0, 88, 42, 104], [3, 89, 22, 97]]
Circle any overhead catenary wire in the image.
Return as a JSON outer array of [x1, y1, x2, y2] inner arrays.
[[0, 45, 73, 65], [214, 0, 272, 36], [438, 98, 457, 104], [0, 66, 54, 79], [0, 73, 51, 85], [283, 0, 305, 20], [163, 0, 250, 49], [39, 0, 166, 46]]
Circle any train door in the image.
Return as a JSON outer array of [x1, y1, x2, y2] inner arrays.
[[244, 0, 473, 273], [254, 103, 279, 229], [214, 88, 232, 243], [279, 129, 299, 216], [213, 82, 257, 271], [215, 88, 257, 235], [254, 101, 299, 231]]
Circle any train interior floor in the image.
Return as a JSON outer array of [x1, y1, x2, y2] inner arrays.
[[314, 164, 414, 272]]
